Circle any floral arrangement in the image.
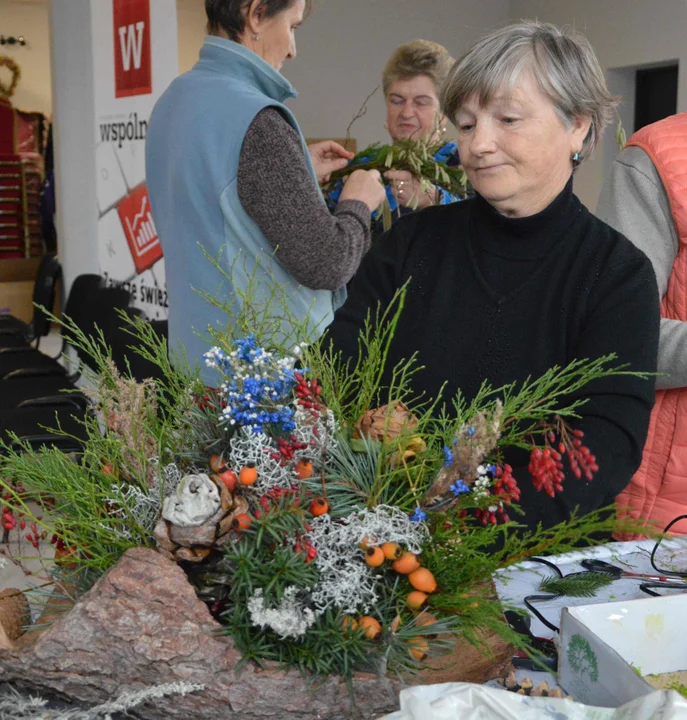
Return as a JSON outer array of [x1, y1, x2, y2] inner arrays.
[[0, 285, 643, 681], [323, 136, 471, 231]]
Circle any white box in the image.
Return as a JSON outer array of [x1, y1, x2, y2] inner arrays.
[[559, 594, 687, 707]]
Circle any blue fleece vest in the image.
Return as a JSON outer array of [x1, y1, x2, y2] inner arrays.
[[146, 37, 337, 382]]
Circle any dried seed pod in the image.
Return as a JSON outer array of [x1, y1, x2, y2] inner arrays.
[[381, 542, 402, 560], [408, 567, 437, 593], [309, 498, 329, 517], [365, 546, 385, 567], [407, 591, 429, 610], [239, 464, 258, 486], [231, 513, 252, 532], [358, 616, 381, 640], [392, 552, 421, 575], [295, 460, 313, 480], [342, 616, 358, 634], [0, 589, 30, 640], [408, 636, 429, 660]]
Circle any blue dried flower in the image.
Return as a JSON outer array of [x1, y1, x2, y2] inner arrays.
[[409, 507, 427, 523], [450, 480, 470, 497], [442, 446, 454, 467]]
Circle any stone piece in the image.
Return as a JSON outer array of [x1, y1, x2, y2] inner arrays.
[[0, 548, 402, 719], [162, 474, 220, 527]]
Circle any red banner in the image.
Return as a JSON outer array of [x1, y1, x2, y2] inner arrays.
[[113, 0, 152, 98], [117, 183, 163, 273]]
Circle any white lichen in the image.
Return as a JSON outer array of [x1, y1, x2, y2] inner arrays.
[[293, 407, 339, 460], [228, 427, 293, 490], [247, 586, 317, 639]]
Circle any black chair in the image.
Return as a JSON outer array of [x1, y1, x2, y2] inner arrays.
[[0, 277, 135, 410], [0, 273, 101, 381], [0, 276, 134, 453], [0, 404, 90, 454], [0, 253, 62, 348]]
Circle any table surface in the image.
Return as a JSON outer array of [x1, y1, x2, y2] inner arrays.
[[493, 539, 687, 639]]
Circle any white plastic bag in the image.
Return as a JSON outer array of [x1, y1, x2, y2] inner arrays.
[[378, 683, 687, 719]]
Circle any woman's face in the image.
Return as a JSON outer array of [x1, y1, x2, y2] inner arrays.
[[247, 0, 305, 71], [385, 75, 447, 143], [456, 71, 591, 218]]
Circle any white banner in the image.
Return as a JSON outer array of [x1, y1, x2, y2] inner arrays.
[[91, 0, 177, 320]]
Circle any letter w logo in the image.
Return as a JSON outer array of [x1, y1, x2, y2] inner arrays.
[[113, 0, 152, 98], [118, 22, 145, 71]]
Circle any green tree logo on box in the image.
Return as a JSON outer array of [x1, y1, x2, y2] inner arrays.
[[568, 634, 599, 683]]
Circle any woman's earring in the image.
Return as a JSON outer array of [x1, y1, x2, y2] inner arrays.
[[572, 152, 580, 162], [252, 33, 259, 40]]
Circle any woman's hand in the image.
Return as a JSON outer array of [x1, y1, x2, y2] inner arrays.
[[385, 170, 439, 209], [309, 140, 354, 182], [340, 169, 386, 212]]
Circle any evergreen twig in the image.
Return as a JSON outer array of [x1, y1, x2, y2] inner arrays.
[[539, 572, 615, 598]]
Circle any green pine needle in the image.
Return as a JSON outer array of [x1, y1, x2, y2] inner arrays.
[[539, 572, 615, 598]]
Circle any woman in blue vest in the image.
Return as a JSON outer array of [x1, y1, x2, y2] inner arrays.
[[146, 0, 385, 382]]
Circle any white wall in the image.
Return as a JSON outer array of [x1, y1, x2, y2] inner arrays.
[[509, 0, 687, 210], [0, 0, 52, 114]]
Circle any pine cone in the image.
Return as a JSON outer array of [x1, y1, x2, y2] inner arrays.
[[0, 588, 30, 640], [353, 402, 419, 442]]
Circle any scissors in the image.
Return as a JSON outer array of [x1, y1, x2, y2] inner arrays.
[[580, 558, 682, 583]]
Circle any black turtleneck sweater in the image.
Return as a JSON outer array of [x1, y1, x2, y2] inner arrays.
[[326, 180, 660, 530]]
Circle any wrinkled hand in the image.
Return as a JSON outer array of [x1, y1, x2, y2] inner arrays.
[[309, 140, 354, 182], [340, 169, 386, 212], [385, 170, 438, 210]]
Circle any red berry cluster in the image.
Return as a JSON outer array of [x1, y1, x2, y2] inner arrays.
[[24, 522, 45, 550], [2, 501, 41, 541], [255, 486, 300, 518], [493, 464, 521, 505], [50, 534, 67, 553], [529, 422, 598, 498], [529, 446, 565, 498], [474, 465, 521, 526], [2, 506, 17, 535], [294, 372, 323, 411], [270, 436, 309, 465], [294, 535, 318, 563], [196, 386, 227, 412], [562, 428, 599, 481], [255, 489, 317, 562]]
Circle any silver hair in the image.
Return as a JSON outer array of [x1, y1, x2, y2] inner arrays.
[[441, 20, 617, 165]]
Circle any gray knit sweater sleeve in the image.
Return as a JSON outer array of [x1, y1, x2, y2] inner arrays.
[[237, 107, 371, 291], [597, 145, 687, 389]]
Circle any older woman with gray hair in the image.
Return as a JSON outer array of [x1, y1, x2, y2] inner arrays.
[[326, 21, 660, 531]]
